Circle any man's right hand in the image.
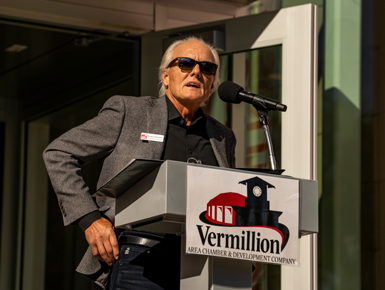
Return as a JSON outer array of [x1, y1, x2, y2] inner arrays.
[[85, 217, 119, 266]]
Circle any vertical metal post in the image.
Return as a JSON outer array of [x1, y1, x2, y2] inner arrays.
[[258, 113, 277, 170], [262, 124, 277, 170]]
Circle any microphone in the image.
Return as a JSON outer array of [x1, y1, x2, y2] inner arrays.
[[218, 81, 287, 112]]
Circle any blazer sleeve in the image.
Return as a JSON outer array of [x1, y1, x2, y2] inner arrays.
[[43, 95, 126, 226]]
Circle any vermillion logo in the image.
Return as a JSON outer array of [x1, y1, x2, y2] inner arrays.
[[199, 176, 290, 251], [140, 133, 148, 140]]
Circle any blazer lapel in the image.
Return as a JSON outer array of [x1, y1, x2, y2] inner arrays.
[[144, 96, 168, 159], [206, 117, 229, 168]]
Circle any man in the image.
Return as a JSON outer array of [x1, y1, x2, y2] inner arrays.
[[43, 36, 236, 289]]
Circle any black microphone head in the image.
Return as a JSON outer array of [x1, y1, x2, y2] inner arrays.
[[218, 81, 243, 104], [276, 103, 287, 112]]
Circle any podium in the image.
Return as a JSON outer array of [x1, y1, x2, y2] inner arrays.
[[95, 160, 318, 290]]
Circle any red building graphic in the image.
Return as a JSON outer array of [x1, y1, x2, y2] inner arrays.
[[206, 192, 246, 225]]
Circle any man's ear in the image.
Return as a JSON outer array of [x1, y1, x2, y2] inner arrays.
[[162, 69, 169, 87]]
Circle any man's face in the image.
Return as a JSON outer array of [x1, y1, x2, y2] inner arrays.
[[163, 40, 216, 107]]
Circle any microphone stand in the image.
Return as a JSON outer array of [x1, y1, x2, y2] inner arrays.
[[252, 102, 277, 170]]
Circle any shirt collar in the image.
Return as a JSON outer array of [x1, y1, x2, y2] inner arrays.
[[165, 95, 206, 126]]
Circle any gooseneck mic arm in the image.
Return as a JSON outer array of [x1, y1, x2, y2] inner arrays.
[[218, 81, 288, 170], [257, 109, 277, 170]]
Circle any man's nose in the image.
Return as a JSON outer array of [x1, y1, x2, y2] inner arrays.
[[190, 63, 201, 77]]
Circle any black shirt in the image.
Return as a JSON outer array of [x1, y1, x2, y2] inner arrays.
[[161, 96, 219, 166], [78, 96, 219, 231]]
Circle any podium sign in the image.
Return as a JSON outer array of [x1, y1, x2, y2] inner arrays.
[[186, 165, 300, 266]]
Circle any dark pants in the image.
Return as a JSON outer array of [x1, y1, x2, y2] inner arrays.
[[108, 230, 181, 290]]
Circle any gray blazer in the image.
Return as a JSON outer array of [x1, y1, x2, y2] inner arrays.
[[43, 95, 236, 288]]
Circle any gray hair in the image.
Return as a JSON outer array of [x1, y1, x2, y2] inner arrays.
[[158, 36, 220, 98]]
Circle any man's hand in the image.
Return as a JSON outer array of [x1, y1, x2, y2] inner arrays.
[[85, 217, 119, 266]]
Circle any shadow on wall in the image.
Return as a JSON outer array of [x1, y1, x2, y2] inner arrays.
[[320, 86, 361, 290]]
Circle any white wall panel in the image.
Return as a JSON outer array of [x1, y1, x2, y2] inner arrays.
[[0, 0, 238, 33], [50, 0, 154, 16], [168, 6, 232, 23], [0, 0, 154, 33]]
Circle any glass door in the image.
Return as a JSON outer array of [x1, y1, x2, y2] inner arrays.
[[141, 4, 318, 290]]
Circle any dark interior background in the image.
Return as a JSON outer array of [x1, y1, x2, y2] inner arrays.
[[0, 19, 140, 290]]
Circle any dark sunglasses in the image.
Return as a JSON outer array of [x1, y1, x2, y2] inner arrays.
[[167, 57, 218, 76]]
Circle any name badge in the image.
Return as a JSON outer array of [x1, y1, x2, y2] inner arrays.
[[140, 133, 164, 142]]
